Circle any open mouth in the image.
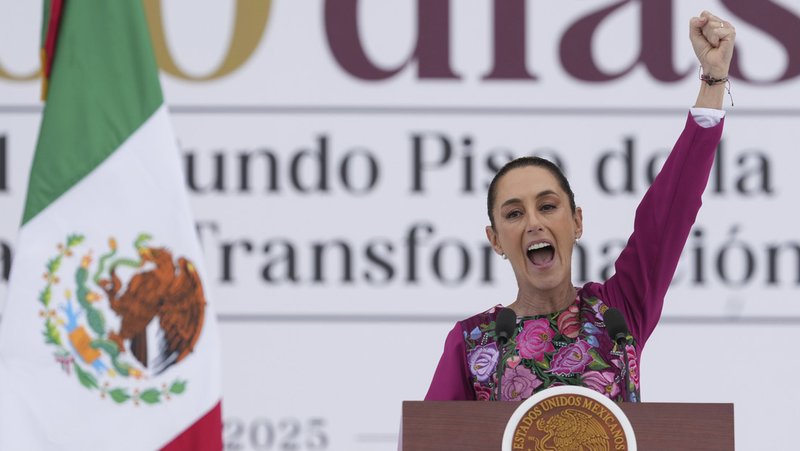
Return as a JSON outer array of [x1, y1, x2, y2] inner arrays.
[[527, 242, 555, 266]]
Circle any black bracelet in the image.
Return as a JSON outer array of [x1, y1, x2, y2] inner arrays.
[[700, 73, 729, 85], [699, 66, 734, 107]]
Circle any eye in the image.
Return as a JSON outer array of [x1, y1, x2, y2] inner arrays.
[[505, 209, 522, 219], [540, 203, 556, 212]]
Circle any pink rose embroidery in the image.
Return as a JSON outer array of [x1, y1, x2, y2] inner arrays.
[[515, 318, 555, 361], [473, 382, 492, 401], [557, 305, 581, 338], [501, 365, 543, 401], [582, 370, 621, 399], [626, 345, 640, 389], [549, 339, 593, 375]]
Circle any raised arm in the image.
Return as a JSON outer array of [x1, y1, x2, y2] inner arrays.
[[588, 12, 736, 347]]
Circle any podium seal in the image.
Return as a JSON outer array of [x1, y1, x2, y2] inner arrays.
[[502, 386, 636, 450]]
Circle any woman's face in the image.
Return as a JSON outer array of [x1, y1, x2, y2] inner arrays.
[[486, 166, 583, 295]]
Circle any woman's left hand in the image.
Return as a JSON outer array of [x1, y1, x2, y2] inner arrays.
[[690, 11, 736, 79]]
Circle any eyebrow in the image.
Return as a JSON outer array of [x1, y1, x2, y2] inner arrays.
[[499, 190, 559, 209]]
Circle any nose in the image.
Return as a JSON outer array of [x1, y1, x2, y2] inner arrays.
[[526, 211, 544, 234]]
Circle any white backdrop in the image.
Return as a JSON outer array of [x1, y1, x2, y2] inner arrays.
[[2, 1, 799, 449]]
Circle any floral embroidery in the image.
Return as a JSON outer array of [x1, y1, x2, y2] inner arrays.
[[625, 344, 640, 388], [467, 343, 499, 382], [501, 365, 542, 401], [462, 294, 641, 403], [556, 305, 581, 338], [516, 318, 555, 361], [582, 370, 621, 398], [469, 326, 482, 340], [549, 339, 592, 375], [473, 382, 492, 401]]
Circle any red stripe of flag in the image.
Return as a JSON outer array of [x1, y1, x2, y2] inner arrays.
[[161, 401, 223, 451], [43, 0, 65, 80]]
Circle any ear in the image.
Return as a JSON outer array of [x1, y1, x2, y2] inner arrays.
[[485, 225, 503, 255], [573, 207, 584, 239]]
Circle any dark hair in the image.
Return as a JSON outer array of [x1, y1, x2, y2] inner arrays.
[[487, 157, 576, 228]]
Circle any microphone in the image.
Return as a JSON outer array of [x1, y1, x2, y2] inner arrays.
[[495, 307, 517, 348], [604, 307, 629, 345], [494, 308, 517, 401], [603, 307, 636, 402]]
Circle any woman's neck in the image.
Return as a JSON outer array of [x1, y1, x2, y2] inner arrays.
[[508, 284, 576, 317]]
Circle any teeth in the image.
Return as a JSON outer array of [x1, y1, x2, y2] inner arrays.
[[527, 242, 552, 251]]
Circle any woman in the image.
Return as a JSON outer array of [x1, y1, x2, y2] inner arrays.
[[425, 11, 735, 402]]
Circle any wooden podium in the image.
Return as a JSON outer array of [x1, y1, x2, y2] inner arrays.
[[401, 401, 734, 450]]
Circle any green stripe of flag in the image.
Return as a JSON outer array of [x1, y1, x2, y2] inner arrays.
[[24, 0, 164, 224]]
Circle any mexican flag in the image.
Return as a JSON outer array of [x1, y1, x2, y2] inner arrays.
[[0, 1, 222, 449]]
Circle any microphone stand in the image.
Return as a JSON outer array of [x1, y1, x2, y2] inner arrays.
[[605, 307, 636, 403], [494, 336, 508, 401], [493, 308, 516, 401], [613, 334, 633, 403]]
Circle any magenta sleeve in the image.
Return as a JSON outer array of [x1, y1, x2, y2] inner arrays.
[[424, 323, 475, 400], [588, 113, 724, 348]]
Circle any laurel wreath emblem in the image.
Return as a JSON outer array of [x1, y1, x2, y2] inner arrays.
[[39, 234, 188, 405]]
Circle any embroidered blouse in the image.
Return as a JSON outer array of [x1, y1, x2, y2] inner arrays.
[[424, 112, 725, 402]]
